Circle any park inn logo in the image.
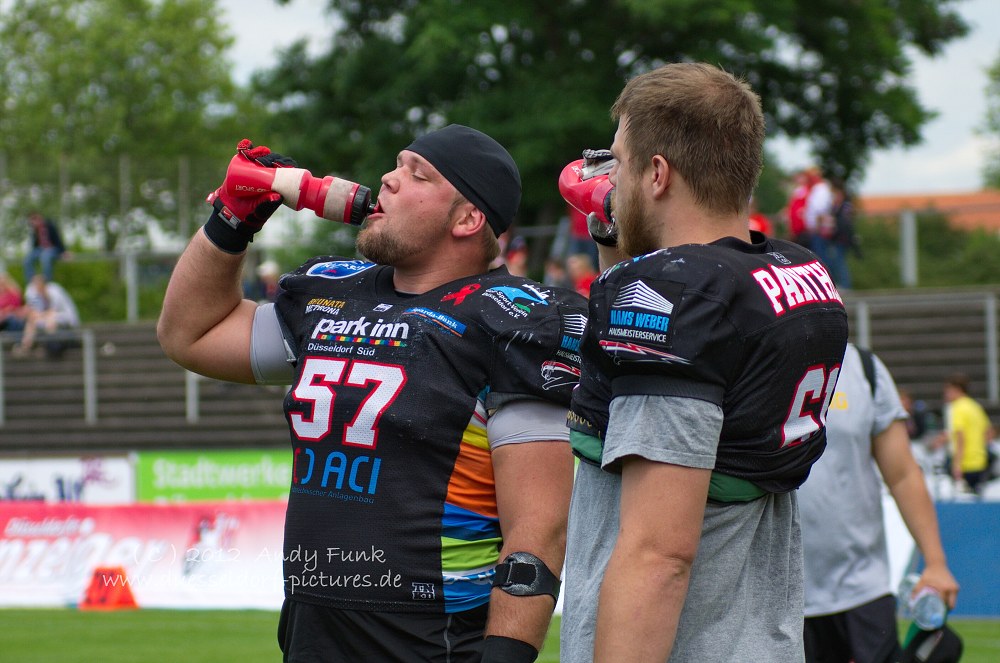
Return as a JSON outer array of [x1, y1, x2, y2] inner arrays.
[[311, 316, 410, 346]]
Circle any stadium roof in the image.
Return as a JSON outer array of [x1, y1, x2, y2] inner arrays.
[[857, 190, 1000, 232]]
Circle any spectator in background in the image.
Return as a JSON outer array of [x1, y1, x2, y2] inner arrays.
[[14, 274, 81, 358], [933, 372, 995, 496], [23, 211, 68, 282], [799, 344, 958, 663], [566, 207, 600, 269], [785, 169, 812, 246], [505, 235, 529, 277], [565, 252, 597, 299], [899, 388, 930, 442], [747, 196, 773, 236], [804, 166, 834, 261], [0, 272, 26, 332], [826, 178, 859, 289], [253, 260, 282, 303], [543, 257, 573, 290]]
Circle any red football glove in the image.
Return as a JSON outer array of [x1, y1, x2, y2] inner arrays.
[[204, 139, 298, 253], [558, 148, 618, 246]]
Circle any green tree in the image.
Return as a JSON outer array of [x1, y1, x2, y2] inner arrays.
[[256, 0, 966, 248], [0, 0, 258, 251], [756, 147, 791, 216], [849, 213, 1000, 289], [984, 46, 1000, 189]]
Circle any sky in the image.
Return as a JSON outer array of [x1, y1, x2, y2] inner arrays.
[[217, 0, 1000, 196]]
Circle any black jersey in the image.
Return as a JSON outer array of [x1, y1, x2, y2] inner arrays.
[[569, 232, 849, 493], [273, 258, 587, 613]]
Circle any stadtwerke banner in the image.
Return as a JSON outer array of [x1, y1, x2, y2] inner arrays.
[[135, 450, 291, 502]]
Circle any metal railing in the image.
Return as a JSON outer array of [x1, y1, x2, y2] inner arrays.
[[0, 288, 998, 427], [0, 328, 97, 425], [845, 289, 1000, 405]]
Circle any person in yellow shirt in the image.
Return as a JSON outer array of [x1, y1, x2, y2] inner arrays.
[[934, 373, 995, 496]]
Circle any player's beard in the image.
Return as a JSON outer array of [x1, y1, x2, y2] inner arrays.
[[616, 181, 659, 257], [356, 221, 418, 266]]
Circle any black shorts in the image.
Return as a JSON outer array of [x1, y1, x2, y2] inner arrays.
[[277, 598, 488, 663], [803, 594, 903, 663]]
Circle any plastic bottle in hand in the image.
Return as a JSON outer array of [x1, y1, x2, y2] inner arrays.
[[897, 573, 918, 620], [898, 573, 947, 630], [911, 588, 947, 630]]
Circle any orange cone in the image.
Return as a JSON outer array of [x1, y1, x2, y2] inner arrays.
[[79, 566, 138, 610]]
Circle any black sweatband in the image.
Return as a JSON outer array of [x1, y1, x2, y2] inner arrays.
[[492, 551, 560, 601], [203, 204, 251, 254], [481, 636, 538, 663]]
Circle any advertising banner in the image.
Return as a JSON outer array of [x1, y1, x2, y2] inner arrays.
[[135, 449, 291, 502], [0, 501, 286, 609], [0, 456, 133, 504]]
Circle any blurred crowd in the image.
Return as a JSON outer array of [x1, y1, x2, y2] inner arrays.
[[1, 212, 80, 359]]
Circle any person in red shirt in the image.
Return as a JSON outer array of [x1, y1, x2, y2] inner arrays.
[[566, 253, 597, 299], [0, 272, 25, 332], [748, 197, 773, 236], [785, 170, 812, 246]]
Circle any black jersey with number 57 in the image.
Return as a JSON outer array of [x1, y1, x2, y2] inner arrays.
[[273, 257, 588, 613], [569, 232, 849, 493]]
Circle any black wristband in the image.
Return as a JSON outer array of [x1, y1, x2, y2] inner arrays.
[[203, 206, 253, 254], [481, 636, 538, 663]]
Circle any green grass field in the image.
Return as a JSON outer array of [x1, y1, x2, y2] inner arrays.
[[2, 609, 998, 662]]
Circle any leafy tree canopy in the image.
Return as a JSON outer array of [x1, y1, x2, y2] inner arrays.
[[257, 0, 968, 232], [0, 0, 259, 249]]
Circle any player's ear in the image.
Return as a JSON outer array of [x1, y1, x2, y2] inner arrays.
[[452, 203, 488, 239], [650, 154, 671, 199]]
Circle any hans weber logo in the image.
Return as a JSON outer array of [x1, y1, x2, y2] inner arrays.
[[608, 280, 674, 340], [307, 260, 375, 279], [602, 279, 687, 363]]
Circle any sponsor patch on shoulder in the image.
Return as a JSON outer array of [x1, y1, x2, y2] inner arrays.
[[307, 260, 375, 279], [482, 284, 550, 318], [403, 307, 466, 336], [541, 359, 581, 390], [603, 279, 682, 354]]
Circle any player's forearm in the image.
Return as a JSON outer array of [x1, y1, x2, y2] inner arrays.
[[486, 440, 573, 649], [594, 547, 688, 662], [485, 511, 567, 648], [485, 590, 557, 651]]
